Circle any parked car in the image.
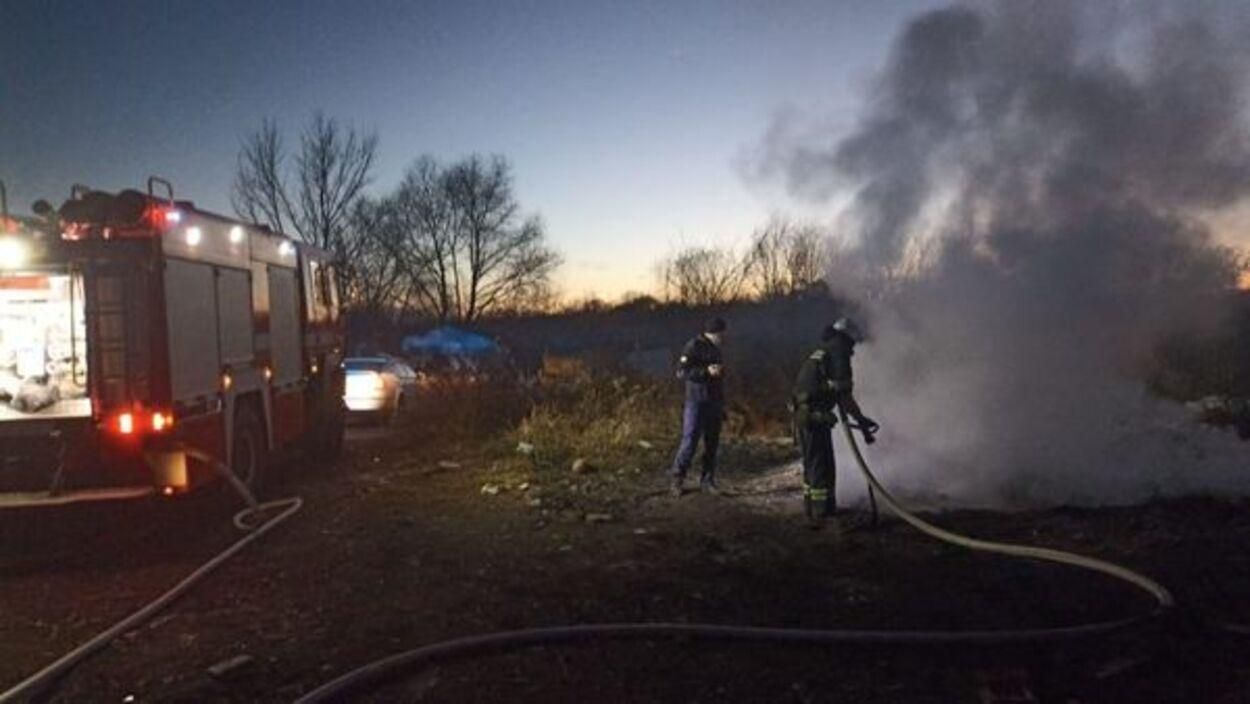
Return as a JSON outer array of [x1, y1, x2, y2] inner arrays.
[[342, 356, 417, 423]]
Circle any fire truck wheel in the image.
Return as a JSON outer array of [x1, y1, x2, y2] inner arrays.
[[231, 405, 268, 492]]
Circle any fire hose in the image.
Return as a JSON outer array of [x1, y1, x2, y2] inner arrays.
[[294, 410, 1175, 703], [0, 453, 302, 704], [7, 419, 1233, 702]]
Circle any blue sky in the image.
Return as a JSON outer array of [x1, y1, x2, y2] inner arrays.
[[0, 0, 943, 298]]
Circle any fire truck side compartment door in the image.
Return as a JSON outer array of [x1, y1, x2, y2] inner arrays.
[[267, 267, 300, 385], [164, 259, 221, 399], [216, 267, 253, 365]]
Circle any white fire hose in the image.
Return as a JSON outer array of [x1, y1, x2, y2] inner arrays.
[[0, 453, 302, 704], [835, 409, 1174, 608]]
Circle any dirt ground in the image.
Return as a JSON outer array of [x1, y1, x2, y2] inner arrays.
[[2, 410, 1249, 703]]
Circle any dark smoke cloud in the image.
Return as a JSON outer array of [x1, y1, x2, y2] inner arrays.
[[762, 2, 1250, 506]]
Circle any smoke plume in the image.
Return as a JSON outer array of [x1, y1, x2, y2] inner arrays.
[[763, 2, 1250, 506]]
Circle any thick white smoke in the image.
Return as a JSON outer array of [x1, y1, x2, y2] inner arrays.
[[763, 2, 1250, 507]]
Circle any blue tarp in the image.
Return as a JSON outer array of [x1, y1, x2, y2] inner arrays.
[[401, 326, 500, 356]]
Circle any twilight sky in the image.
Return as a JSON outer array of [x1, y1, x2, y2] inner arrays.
[[0, 0, 943, 298]]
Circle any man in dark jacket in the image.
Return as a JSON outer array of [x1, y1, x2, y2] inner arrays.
[[670, 318, 727, 496], [792, 318, 879, 529]]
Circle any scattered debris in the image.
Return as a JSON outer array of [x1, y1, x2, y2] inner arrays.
[[516, 442, 535, 455], [633, 528, 649, 535], [571, 458, 595, 474], [637, 440, 654, 450], [480, 483, 502, 496], [207, 654, 255, 679], [584, 513, 614, 524], [527, 498, 543, 508], [437, 460, 462, 470], [517, 482, 530, 491]]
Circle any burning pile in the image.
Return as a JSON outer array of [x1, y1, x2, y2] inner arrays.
[[761, 2, 1250, 506]]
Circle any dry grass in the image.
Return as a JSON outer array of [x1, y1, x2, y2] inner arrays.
[[514, 376, 681, 471]]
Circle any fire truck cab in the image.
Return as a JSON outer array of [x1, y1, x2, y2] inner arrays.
[[0, 179, 345, 505]]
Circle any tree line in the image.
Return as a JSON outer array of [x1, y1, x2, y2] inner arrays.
[[655, 216, 829, 306], [231, 114, 560, 322], [232, 114, 833, 322]]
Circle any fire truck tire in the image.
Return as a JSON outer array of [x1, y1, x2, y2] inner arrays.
[[231, 405, 268, 493]]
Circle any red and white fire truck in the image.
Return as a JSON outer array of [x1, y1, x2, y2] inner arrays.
[[0, 178, 345, 505]]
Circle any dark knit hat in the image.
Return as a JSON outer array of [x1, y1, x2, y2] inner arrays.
[[704, 317, 727, 334]]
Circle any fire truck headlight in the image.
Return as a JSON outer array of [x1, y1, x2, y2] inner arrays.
[[185, 227, 203, 246], [0, 237, 28, 269]]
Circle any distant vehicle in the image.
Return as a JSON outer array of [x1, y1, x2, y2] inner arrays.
[[0, 179, 346, 505], [343, 356, 417, 423]]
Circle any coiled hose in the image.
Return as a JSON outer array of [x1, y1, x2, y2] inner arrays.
[[295, 413, 1173, 703], [0, 455, 302, 704]]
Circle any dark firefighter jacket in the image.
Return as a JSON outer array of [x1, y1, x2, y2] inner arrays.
[[677, 334, 724, 404], [792, 333, 856, 426]]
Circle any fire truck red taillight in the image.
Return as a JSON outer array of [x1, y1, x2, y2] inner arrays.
[[146, 206, 182, 231], [107, 409, 173, 436], [151, 411, 173, 432]]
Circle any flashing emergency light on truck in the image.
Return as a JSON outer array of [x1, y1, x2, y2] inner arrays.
[[0, 178, 345, 506]]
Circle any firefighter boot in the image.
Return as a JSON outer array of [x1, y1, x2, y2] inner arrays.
[[823, 498, 844, 539], [804, 496, 824, 530]]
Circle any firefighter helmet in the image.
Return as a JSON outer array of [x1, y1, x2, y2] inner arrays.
[[832, 317, 865, 343]]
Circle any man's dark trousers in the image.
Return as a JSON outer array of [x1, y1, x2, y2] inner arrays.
[[798, 420, 835, 516], [671, 400, 723, 484]]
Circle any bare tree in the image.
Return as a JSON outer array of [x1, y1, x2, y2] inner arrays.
[[231, 119, 288, 232], [338, 197, 410, 318], [233, 113, 378, 310], [388, 155, 561, 321], [389, 157, 459, 320], [744, 216, 827, 298], [290, 114, 378, 252], [657, 245, 747, 306]]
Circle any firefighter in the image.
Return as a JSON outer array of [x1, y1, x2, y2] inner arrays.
[[792, 318, 879, 530], [670, 317, 727, 496]]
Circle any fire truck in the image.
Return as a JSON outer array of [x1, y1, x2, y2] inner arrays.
[[0, 178, 345, 506]]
